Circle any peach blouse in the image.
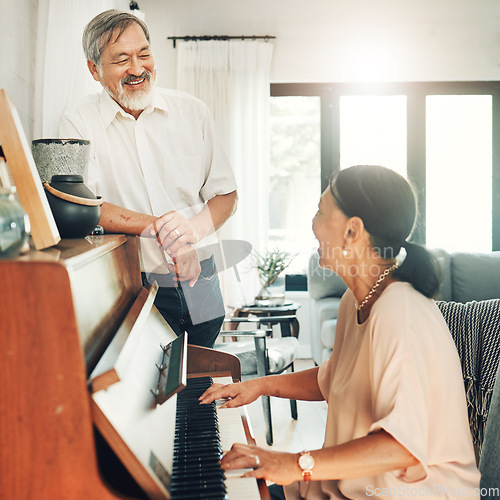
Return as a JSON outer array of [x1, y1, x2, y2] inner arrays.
[[286, 282, 480, 499]]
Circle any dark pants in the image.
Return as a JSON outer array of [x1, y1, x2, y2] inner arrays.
[[142, 256, 225, 348]]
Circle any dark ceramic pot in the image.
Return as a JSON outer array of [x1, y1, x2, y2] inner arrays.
[[44, 175, 103, 238]]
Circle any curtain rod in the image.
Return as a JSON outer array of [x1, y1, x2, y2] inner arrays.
[[167, 35, 276, 48]]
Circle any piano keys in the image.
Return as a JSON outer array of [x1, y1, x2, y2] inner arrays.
[[172, 376, 231, 499], [171, 376, 262, 500], [0, 235, 268, 499]]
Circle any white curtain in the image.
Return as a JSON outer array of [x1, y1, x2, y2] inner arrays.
[[177, 40, 274, 307], [34, 0, 127, 139]]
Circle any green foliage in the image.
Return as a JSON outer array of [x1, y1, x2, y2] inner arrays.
[[253, 248, 296, 296]]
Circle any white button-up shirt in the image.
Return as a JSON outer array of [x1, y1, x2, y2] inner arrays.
[[59, 88, 236, 272]]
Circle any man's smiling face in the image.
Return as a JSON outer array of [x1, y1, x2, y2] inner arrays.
[[88, 22, 156, 118]]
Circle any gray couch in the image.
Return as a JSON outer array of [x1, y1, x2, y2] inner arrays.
[[308, 249, 500, 365]]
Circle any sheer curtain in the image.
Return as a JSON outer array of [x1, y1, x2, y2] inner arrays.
[[177, 40, 274, 306], [34, 0, 126, 139]]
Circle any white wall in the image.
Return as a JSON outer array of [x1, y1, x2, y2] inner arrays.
[[3, 0, 500, 135], [0, 0, 38, 140], [140, 0, 500, 89]]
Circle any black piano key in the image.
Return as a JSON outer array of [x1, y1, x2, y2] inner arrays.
[[170, 377, 228, 499], [171, 492, 228, 500], [173, 449, 222, 459], [170, 474, 225, 485], [173, 456, 221, 465], [170, 483, 227, 495], [173, 464, 222, 475], [173, 431, 219, 446], [174, 442, 221, 452]]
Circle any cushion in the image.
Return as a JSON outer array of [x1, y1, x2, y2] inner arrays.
[[451, 252, 500, 303], [216, 337, 299, 375], [317, 298, 342, 323], [308, 252, 348, 300], [320, 318, 337, 350], [430, 248, 452, 301]]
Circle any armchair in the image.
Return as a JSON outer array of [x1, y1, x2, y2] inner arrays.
[[216, 315, 300, 445]]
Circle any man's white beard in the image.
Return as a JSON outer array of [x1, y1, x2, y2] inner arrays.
[[102, 71, 154, 112], [115, 86, 152, 111]]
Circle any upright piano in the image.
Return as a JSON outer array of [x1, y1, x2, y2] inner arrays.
[[0, 234, 269, 499]]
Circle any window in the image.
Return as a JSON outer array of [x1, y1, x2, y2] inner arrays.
[[269, 96, 321, 272], [271, 82, 500, 259], [340, 95, 407, 177], [426, 95, 492, 252]]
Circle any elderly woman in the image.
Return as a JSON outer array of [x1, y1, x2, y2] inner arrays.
[[200, 165, 480, 499]]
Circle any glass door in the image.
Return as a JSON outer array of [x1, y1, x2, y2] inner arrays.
[[269, 95, 321, 272], [426, 95, 492, 252], [339, 95, 407, 177]]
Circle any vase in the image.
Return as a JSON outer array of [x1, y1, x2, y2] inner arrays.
[[32, 139, 90, 184], [0, 187, 30, 259], [44, 174, 103, 238], [255, 275, 286, 307]]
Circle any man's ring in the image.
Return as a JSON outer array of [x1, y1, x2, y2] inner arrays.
[[252, 455, 261, 468], [173, 228, 181, 238]]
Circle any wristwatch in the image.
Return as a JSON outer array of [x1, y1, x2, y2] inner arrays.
[[298, 451, 315, 481]]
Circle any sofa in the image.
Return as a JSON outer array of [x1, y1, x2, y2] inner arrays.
[[307, 248, 500, 366]]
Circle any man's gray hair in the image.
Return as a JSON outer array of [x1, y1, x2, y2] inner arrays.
[[83, 9, 151, 67]]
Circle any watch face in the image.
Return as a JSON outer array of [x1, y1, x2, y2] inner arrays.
[[299, 453, 315, 470]]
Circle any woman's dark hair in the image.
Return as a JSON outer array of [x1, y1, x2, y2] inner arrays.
[[330, 165, 441, 298]]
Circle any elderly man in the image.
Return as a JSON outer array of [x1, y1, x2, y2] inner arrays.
[[60, 9, 237, 348]]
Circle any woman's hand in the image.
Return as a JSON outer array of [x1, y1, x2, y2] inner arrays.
[[222, 443, 300, 486], [198, 379, 263, 408]]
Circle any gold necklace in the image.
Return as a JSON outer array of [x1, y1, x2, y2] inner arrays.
[[355, 263, 399, 311]]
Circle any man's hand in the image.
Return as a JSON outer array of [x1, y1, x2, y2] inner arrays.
[[167, 244, 201, 287], [152, 211, 202, 255]]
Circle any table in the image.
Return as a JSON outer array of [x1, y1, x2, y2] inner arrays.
[[230, 302, 301, 339]]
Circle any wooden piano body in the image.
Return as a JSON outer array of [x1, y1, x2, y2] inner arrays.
[[0, 235, 266, 499]]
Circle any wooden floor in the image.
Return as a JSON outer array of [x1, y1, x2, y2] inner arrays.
[[244, 359, 328, 453]]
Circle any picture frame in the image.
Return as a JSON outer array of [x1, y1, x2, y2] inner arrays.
[[0, 89, 60, 250]]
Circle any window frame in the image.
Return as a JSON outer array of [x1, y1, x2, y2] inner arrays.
[[271, 82, 500, 251]]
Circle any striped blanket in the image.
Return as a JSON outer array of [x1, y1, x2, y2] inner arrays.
[[436, 299, 500, 452]]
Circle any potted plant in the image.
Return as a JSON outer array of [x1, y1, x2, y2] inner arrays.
[[253, 248, 296, 306]]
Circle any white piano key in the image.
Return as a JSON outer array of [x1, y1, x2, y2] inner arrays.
[[211, 375, 261, 499], [226, 476, 261, 500], [217, 405, 248, 452], [224, 468, 255, 478]]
